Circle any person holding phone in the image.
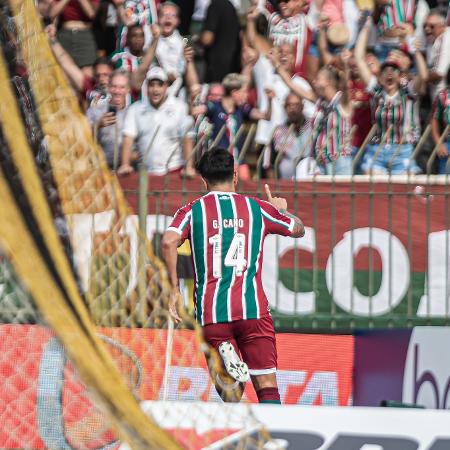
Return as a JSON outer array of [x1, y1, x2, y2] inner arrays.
[[86, 70, 131, 169]]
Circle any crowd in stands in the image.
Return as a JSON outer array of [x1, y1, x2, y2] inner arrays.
[[40, 0, 450, 178]]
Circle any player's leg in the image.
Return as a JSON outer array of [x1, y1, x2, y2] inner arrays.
[[250, 373, 280, 404], [234, 315, 281, 404], [202, 322, 246, 402]]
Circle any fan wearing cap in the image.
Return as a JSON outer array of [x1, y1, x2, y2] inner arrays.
[[118, 66, 195, 177], [355, 16, 428, 175]]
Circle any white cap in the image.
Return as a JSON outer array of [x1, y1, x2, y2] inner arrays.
[[146, 66, 168, 83]]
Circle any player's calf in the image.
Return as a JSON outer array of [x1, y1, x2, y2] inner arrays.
[[251, 373, 281, 404]]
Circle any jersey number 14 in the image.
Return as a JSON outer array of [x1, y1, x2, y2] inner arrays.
[[208, 233, 247, 279]]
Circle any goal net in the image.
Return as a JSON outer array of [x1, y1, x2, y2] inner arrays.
[[0, 0, 270, 448]]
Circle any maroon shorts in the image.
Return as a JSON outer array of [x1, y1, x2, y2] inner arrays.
[[202, 315, 277, 375]]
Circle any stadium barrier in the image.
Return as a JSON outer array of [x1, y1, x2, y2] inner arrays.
[[128, 401, 450, 450], [354, 326, 450, 410], [0, 324, 353, 448], [118, 173, 449, 331]]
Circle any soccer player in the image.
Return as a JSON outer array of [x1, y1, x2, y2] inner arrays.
[[161, 148, 305, 404]]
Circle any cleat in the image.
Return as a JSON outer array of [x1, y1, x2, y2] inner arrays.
[[218, 341, 250, 383]]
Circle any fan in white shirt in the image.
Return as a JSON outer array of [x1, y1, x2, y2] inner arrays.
[[147, 2, 186, 80], [425, 10, 450, 101], [118, 67, 195, 177], [252, 43, 315, 145]]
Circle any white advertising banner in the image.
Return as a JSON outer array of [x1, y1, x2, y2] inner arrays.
[[124, 401, 450, 450]]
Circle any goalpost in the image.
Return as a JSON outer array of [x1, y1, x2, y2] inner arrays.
[[0, 0, 271, 448]]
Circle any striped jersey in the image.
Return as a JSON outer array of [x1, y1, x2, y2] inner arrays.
[[432, 88, 450, 143], [110, 49, 142, 73], [310, 92, 352, 162], [168, 191, 295, 326], [268, 12, 311, 76], [117, 0, 158, 50], [378, 0, 416, 35], [368, 79, 420, 145]]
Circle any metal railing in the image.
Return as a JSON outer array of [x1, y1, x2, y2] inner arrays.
[[119, 126, 450, 332]]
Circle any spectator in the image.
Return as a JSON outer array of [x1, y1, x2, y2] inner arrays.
[[110, 24, 145, 72], [128, 23, 160, 91], [317, 18, 375, 161], [48, 25, 113, 107], [201, 0, 241, 82], [207, 83, 225, 102], [355, 17, 428, 175], [148, 2, 186, 82], [265, 92, 312, 179], [93, 0, 119, 57], [189, 83, 223, 153], [247, 7, 315, 129], [431, 69, 450, 174], [204, 73, 274, 179], [271, 48, 353, 175], [248, 36, 315, 146], [172, 0, 195, 35], [115, 0, 158, 49], [372, 0, 429, 60], [86, 70, 130, 169], [257, 0, 312, 78], [306, 0, 359, 79], [118, 67, 195, 176], [49, 0, 100, 77], [424, 9, 450, 101]]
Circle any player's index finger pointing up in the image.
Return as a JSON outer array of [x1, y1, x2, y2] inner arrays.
[[264, 184, 273, 201]]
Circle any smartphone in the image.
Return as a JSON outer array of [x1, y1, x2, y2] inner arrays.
[[108, 104, 117, 115], [183, 35, 193, 48]]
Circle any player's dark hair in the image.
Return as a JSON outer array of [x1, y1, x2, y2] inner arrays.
[[196, 148, 234, 185]]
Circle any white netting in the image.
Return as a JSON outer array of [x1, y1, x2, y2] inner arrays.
[[0, 0, 271, 448]]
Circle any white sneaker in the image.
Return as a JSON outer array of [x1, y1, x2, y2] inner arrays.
[[218, 341, 250, 383]]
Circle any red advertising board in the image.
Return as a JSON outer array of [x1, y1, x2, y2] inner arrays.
[[0, 324, 353, 449]]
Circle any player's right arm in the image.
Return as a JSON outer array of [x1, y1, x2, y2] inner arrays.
[[161, 204, 193, 323], [263, 184, 305, 238]]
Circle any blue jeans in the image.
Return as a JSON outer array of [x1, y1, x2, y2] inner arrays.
[[361, 143, 420, 175], [319, 155, 353, 175], [437, 142, 450, 175], [351, 146, 363, 174]]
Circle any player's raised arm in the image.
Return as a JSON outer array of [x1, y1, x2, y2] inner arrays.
[[264, 184, 305, 238]]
